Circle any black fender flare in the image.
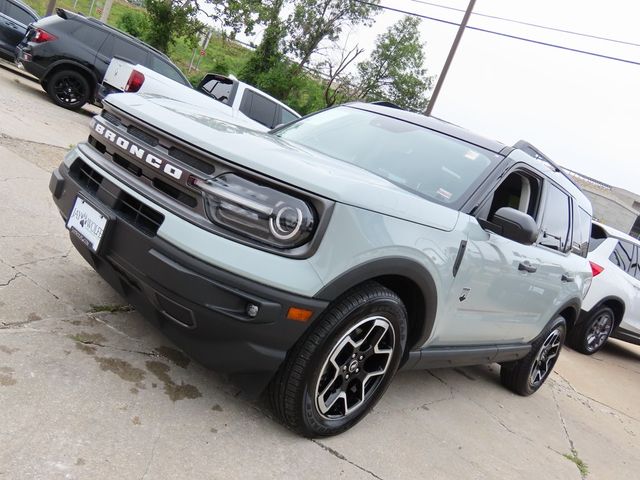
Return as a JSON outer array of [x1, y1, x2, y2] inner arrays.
[[314, 257, 438, 349], [547, 298, 581, 334], [43, 60, 99, 91]]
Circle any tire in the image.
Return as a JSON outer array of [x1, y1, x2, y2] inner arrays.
[[500, 316, 566, 396], [567, 306, 615, 355], [269, 282, 408, 437], [46, 69, 90, 110]]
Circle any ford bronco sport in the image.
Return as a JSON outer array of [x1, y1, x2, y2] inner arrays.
[[50, 98, 593, 436]]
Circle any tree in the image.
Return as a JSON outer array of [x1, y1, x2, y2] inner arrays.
[[285, 0, 380, 71], [354, 16, 433, 111], [143, 0, 205, 53], [318, 40, 364, 107]]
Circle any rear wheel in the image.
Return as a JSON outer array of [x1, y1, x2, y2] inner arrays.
[[46, 69, 90, 110], [501, 316, 566, 396], [269, 282, 407, 437], [568, 306, 614, 355]]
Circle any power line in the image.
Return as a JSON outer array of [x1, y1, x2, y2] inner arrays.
[[407, 0, 640, 48], [355, 0, 640, 67]]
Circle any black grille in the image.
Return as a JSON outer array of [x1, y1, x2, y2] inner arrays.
[[169, 147, 215, 175], [128, 126, 158, 146], [114, 193, 164, 236], [88, 135, 107, 154], [69, 159, 103, 193], [102, 111, 121, 126]]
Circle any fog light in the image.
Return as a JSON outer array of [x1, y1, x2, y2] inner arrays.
[[246, 303, 259, 318]]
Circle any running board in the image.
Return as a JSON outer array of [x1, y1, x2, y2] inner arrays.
[[402, 344, 531, 370]]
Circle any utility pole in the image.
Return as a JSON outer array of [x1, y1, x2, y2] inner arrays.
[[100, 0, 114, 22], [425, 0, 476, 116], [45, 0, 57, 16]]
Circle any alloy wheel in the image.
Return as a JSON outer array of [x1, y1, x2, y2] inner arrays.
[[315, 315, 396, 419], [53, 77, 85, 106], [586, 312, 613, 352], [529, 326, 563, 388]]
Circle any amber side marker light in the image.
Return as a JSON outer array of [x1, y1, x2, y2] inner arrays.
[[287, 307, 313, 322]]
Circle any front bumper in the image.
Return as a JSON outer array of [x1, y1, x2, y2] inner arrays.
[[50, 159, 328, 394]]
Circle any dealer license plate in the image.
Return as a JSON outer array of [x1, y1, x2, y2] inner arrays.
[[66, 197, 108, 253]]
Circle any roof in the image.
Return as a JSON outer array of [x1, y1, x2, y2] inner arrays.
[[349, 102, 507, 155]]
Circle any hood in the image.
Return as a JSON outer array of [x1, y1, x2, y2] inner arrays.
[[106, 93, 460, 231]]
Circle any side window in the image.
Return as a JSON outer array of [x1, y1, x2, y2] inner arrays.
[[0, 0, 6, 14], [5, 2, 35, 25], [476, 170, 541, 223], [72, 24, 109, 51], [149, 56, 188, 85], [102, 36, 149, 65], [571, 203, 592, 257], [240, 90, 278, 128], [538, 184, 571, 252], [633, 246, 640, 281], [609, 240, 635, 273], [280, 108, 298, 125]]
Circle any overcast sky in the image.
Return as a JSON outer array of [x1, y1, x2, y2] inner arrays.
[[234, 0, 639, 194]]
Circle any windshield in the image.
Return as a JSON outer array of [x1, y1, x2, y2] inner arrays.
[[276, 106, 502, 205]]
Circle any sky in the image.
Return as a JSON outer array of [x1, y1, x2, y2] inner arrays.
[[229, 0, 640, 195]]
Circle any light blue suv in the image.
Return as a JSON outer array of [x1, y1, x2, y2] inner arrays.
[[50, 99, 593, 436]]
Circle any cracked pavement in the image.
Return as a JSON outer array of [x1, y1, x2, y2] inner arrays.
[[1, 62, 639, 480]]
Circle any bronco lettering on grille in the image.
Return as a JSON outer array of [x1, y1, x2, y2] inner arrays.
[[93, 121, 184, 181]]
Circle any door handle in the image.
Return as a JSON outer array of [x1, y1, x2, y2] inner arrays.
[[561, 273, 575, 283], [518, 261, 537, 273]]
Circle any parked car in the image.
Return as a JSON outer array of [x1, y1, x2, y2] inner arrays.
[[49, 100, 593, 436], [98, 58, 300, 131], [567, 222, 640, 354], [0, 0, 37, 60], [15, 8, 189, 109]]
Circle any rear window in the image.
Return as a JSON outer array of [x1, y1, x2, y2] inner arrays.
[[100, 36, 148, 65], [240, 90, 278, 128], [589, 223, 608, 252], [276, 106, 502, 206], [149, 55, 188, 86], [201, 77, 233, 103]]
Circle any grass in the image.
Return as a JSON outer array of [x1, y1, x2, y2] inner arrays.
[[88, 304, 134, 313], [563, 449, 589, 478]]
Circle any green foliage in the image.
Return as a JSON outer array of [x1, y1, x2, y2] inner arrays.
[[143, 0, 204, 53], [355, 16, 433, 111], [285, 0, 379, 69], [116, 10, 149, 40]]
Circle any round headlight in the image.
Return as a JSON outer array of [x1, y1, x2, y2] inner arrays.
[[270, 203, 303, 240]]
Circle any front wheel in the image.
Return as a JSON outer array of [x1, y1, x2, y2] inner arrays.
[[501, 316, 566, 396], [269, 282, 407, 437]]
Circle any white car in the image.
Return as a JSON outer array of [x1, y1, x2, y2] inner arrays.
[[98, 58, 300, 132], [568, 222, 640, 354]]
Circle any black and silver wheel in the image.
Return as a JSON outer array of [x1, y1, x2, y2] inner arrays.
[[501, 316, 566, 396], [568, 306, 615, 355], [269, 282, 407, 437], [46, 69, 90, 110]]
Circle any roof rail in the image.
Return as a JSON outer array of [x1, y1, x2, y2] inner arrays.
[[513, 140, 582, 190]]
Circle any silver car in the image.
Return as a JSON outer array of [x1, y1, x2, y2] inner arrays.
[[50, 100, 593, 436]]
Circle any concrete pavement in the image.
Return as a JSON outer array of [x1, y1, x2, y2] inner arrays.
[[0, 62, 638, 480]]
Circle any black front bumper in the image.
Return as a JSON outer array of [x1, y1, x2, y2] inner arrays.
[[50, 159, 328, 394]]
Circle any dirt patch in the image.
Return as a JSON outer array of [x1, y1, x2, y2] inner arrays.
[[0, 133, 67, 172], [211, 404, 223, 412], [26, 313, 41, 322], [70, 332, 107, 345], [155, 346, 191, 369], [95, 357, 146, 383], [132, 416, 141, 425], [75, 458, 86, 466], [145, 360, 201, 402], [75, 343, 97, 355], [0, 366, 16, 386], [0, 345, 18, 354]]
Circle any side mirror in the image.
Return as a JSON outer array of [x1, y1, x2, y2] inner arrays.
[[482, 207, 538, 245]]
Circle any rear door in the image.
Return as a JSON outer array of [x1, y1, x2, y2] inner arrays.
[[0, 0, 36, 58], [615, 242, 640, 334]]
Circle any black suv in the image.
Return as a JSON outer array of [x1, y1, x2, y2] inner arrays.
[[16, 8, 189, 110], [0, 0, 37, 60]]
